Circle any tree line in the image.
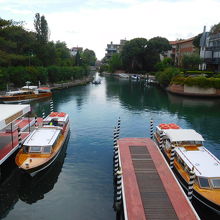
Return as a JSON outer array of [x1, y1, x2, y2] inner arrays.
[[0, 13, 96, 89]]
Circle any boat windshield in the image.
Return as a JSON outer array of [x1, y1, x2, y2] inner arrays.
[[29, 146, 41, 153], [211, 179, 220, 188], [198, 177, 210, 188]]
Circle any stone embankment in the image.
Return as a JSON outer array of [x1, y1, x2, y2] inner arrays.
[[50, 76, 93, 90], [167, 84, 220, 97]]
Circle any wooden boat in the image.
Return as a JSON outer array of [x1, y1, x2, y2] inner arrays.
[[0, 86, 52, 103], [154, 123, 220, 213], [15, 112, 70, 176]]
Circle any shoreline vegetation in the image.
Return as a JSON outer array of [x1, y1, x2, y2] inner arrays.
[[0, 14, 97, 92]]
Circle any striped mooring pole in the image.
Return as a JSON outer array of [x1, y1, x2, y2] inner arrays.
[[150, 118, 154, 139], [114, 169, 122, 211], [116, 117, 121, 140], [159, 130, 163, 150], [34, 116, 38, 127], [169, 144, 175, 169], [113, 127, 119, 174], [188, 167, 195, 201], [50, 100, 54, 113], [42, 111, 46, 119], [17, 127, 22, 148]]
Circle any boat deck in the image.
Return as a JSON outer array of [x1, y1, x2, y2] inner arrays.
[[117, 138, 199, 220], [0, 117, 43, 164]]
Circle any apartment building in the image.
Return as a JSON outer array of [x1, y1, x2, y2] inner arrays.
[[200, 26, 220, 71]]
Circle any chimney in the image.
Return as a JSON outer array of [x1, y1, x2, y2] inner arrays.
[[203, 25, 206, 33]]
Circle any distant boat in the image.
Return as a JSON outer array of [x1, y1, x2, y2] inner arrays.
[[92, 77, 101, 84], [118, 73, 129, 78], [131, 74, 140, 80], [15, 111, 70, 176], [0, 84, 52, 103]]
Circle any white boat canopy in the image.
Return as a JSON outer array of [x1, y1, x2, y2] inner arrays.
[[0, 104, 30, 130], [175, 147, 220, 178], [163, 129, 204, 142], [24, 128, 61, 147]]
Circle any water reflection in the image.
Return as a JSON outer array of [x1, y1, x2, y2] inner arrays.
[[0, 135, 69, 218], [19, 134, 69, 204]]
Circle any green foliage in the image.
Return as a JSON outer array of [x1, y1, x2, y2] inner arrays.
[[155, 57, 173, 71], [34, 13, 48, 44], [121, 37, 170, 73], [210, 22, 220, 34], [0, 65, 88, 88], [47, 66, 88, 83], [99, 64, 109, 73], [156, 67, 181, 87], [171, 76, 220, 89], [148, 37, 171, 53], [108, 53, 122, 73], [81, 49, 96, 66], [182, 54, 202, 70], [121, 38, 148, 72], [193, 33, 202, 48]]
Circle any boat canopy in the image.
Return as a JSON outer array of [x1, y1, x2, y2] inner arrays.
[[163, 129, 204, 142], [175, 147, 220, 178], [22, 86, 38, 90], [24, 128, 61, 147], [0, 104, 30, 130]]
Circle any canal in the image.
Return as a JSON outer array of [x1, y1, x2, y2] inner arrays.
[[1, 75, 220, 219]]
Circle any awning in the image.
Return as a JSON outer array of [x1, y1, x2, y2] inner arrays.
[[163, 129, 204, 142], [0, 104, 31, 130]]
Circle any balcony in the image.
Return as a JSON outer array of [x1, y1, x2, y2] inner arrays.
[[204, 58, 220, 64]]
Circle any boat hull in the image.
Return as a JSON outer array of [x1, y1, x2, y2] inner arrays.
[[154, 134, 220, 214], [0, 92, 52, 103], [17, 123, 70, 177]]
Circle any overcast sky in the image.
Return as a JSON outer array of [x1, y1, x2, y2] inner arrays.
[[1, 0, 220, 60]]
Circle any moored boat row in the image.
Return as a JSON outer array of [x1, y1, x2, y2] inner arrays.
[[154, 123, 220, 214]]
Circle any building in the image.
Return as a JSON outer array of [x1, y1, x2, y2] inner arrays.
[[169, 37, 196, 66], [200, 26, 220, 71], [105, 39, 127, 59], [70, 47, 83, 56]]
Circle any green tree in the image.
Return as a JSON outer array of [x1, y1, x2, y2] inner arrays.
[[55, 41, 73, 66], [182, 54, 202, 70], [34, 13, 49, 44], [121, 38, 148, 72], [210, 22, 220, 34], [81, 49, 96, 66], [148, 37, 171, 54], [193, 33, 202, 48], [108, 53, 122, 73]]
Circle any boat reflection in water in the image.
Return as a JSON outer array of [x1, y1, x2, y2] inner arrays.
[[19, 133, 69, 204], [0, 168, 20, 219]]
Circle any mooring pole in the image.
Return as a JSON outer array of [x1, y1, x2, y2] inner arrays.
[[188, 167, 195, 201], [150, 118, 153, 139], [169, 144, 175, 168], [17, 127, 22, 148], [159, 130, 163, 150], [50, 100, 54, 113]]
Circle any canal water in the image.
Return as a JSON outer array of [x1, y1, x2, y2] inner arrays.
[[1, 76, 220, 219]]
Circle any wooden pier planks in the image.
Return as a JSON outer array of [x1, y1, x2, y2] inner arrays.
[[118, 138, 199, 220]]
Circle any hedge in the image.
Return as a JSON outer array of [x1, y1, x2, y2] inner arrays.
[[0, 66, 89, 89], [171, 76, 220, 89]]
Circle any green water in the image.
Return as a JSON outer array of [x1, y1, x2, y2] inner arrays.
[[1, 76, 220, 219]]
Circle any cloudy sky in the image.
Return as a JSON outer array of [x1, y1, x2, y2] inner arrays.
[[0, 0, 220, 59]]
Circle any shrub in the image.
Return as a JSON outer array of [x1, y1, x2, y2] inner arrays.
[[156, 67, 181, 87]]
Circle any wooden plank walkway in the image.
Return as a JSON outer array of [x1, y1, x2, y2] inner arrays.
[[117, 138, 199, 220]]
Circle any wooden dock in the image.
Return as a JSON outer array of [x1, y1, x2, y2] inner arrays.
[[115, 138, 199, 220]]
